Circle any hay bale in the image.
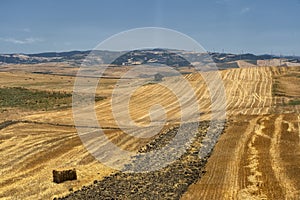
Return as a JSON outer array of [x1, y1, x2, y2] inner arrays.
[[154, 73, 164, 82], [53, 168, 77, 184]]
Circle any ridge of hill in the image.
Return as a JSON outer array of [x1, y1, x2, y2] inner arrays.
[[1, 49, 299, 68]]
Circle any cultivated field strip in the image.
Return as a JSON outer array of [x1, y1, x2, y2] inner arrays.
[[0, 122, 111, 199], [181, 114, 300, 200], [20, 67, 285, 128], [186, 67, 284, 117], [0, 121, 153, 199]]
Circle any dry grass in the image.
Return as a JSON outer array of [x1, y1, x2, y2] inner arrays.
[[0, 65, 300, 199], [182, 66, 300, 200], [182, 113, 300, 200], [0, 123, 115, 199]]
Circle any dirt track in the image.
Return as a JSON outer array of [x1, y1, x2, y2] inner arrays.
[[58, 122, 224, 200]]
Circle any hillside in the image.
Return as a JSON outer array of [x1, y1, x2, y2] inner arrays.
[[0, 63, 299, 199], [1, 49, 299, 69]]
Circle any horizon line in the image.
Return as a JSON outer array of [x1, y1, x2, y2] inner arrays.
[[0, 48, 299, 57]]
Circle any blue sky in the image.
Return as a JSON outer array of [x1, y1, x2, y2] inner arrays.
[[0, 0, 299, 55]]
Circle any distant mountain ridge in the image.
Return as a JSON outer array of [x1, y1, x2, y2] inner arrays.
[[0, 50, 120, 65], [0, 49, 299, 67]]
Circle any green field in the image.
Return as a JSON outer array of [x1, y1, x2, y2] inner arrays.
[[0, 87, 105, 111]]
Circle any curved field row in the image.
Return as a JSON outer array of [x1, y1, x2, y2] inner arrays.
[[186, 66, 286, 117], [0, 120, 160, 199], [182, 113, 300, 200], [23, 66, 286, 128], [0, 122, 114, 199]]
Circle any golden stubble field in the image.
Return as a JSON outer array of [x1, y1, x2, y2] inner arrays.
[[0, 65, 300, 199]]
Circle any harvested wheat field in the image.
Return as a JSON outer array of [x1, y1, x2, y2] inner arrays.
[[182, 66, 300, 200], [0, 65, 300, 199], [182, 113, 300, 200]]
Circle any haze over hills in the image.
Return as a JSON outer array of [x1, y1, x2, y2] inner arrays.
[[0, 49, 299, 69]]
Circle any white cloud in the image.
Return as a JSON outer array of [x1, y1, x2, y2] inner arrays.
[[0, 37, 43, 44], [240, 7, 250, 14]]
